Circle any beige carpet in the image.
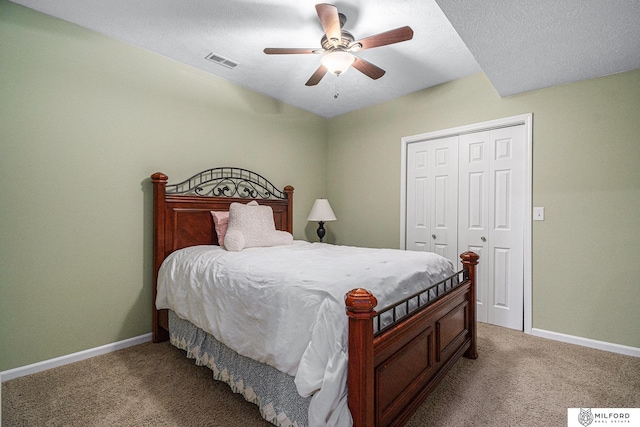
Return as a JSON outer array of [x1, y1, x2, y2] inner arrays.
[[3, 323, 639, 426]]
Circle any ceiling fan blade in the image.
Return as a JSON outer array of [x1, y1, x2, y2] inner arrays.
[[305, 65, 328, 86], [352, 57, 386, 80], [351, 26, 414, 50], [264, 48, 319, 55], [316, 3, 341, 46]]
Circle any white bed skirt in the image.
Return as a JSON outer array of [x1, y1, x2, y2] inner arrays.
[[169, 310, 310, 427]]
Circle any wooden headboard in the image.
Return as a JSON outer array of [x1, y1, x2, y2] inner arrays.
[[151, 167, 294, 342]]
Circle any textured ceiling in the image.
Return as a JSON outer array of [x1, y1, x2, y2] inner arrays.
[[436, 0, 640, 97], [9, 0, 640, 117]]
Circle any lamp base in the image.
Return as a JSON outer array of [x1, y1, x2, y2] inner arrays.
[[316, 221, 326, 243]]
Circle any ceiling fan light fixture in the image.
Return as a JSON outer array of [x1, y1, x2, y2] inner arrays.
[[321, 50, 355, 75], [263, 4, 413, 86]]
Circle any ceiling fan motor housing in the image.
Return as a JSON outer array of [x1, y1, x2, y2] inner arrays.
[[321, 30, 356, 51]]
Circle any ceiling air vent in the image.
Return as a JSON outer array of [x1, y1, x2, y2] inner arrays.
[[205, 52, 239, 69]]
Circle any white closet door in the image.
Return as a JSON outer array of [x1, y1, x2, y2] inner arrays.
[[459, 125, 525, 330], [406, 136, 458, 265], [458, 131, 490, 323]]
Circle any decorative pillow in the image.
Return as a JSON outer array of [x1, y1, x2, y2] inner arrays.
[[211, 211, 229, 247], [224, 201, 293, 252]]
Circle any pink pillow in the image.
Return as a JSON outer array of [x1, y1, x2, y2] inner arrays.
[[211, 211, 229, 247]]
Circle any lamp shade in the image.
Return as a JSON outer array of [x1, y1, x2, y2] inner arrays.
[[307, 199, 336, 221], [320, 51, 355, 75]]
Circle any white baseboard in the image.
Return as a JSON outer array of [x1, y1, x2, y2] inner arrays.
[[531, 328, 640, 358], [0, 333, 152, 382]]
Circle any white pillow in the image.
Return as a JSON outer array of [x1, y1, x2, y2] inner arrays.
[[224, 201, 293, 252]]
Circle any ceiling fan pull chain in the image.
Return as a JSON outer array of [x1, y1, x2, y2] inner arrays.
[[334, 75, 340, 99]]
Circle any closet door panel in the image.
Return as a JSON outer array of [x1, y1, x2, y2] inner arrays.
[[406, 144, 430, 252], [458, 131, 490, 323], [430, 138, 458, 264], [406, 137, 458, 265], [486, 127, 525, 330]]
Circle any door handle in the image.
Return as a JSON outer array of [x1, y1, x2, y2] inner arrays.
[[481, 236, 487, 242], [432, 234, 437, 240]]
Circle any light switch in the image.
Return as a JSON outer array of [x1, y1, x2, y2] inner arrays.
[[533, 207, 545, 221]]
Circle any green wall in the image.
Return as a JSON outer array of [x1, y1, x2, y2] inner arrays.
[[0, 1, 327, 371], [326, 71, 640, 349], [2, 0, 639, 372]]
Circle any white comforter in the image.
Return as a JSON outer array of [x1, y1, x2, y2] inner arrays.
[[156, 241, 455, 427]]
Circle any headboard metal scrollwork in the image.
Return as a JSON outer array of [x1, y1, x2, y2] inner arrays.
[[166, 167, 288, 200]]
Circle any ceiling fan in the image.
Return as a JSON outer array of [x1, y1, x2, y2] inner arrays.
[[263, 3, 414, 86]]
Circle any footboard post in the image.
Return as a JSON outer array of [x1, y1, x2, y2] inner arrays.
[[460, 252, 480, 359], [345, 288, 378, 427]]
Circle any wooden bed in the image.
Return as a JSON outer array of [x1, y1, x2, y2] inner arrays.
[[151, 167, 479, 427]]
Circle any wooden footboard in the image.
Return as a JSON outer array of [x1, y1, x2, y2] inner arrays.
[[346, 251, 479, 427]]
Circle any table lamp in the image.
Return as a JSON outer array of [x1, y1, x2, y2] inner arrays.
[[307, 199, 336, 242]]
